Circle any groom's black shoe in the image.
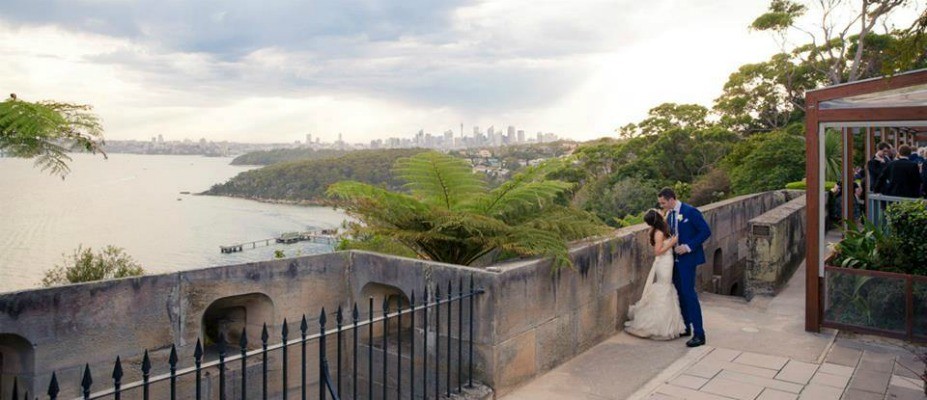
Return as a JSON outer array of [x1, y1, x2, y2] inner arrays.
[[685, 336, 706, 348]]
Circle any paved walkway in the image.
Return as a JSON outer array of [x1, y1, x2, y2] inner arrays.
[[499, 261, 927, 400]]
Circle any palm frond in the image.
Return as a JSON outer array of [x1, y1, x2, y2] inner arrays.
[[393, 151, 486, 209]]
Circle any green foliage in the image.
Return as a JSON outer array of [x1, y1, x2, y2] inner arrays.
[[783, 180, 836, 191], [884, 200, 927, 276], [328, 151, 609, 270], [726, 130, 806, 194], [274, 249, 285, 259], [0, 95, 105, 178], [42, 245, 144, 287], [204, 148, 427, 202], [828, 219, 892, 270], [750, 0, 807, 31], [578, 177, 659, 228], [231, 148, 349, 165]]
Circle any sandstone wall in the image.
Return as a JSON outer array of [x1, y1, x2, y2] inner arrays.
[[745, 194, 807, 299]]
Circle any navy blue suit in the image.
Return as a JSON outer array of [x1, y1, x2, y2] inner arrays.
[[667, 202, 711, 338]]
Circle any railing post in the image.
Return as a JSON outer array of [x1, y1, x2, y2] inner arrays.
[[217, 335, 226, 400], [240, 327, 248, 400], [368, 297, 373, 400], [142, 350, 152, 400], [319, 308, 328, 400], [261, 323, 269, 400], [434, 285, 440, 400], [382, 298, 390, 400], [168, 346, 178, 400], [447, 281, 453, 397], [410, 291, 416, 400], [352, 303, 359, 400], [457, 277, 463, 393], [468, 275, 475, 388], [194, 339, 203, 400], [423, 288, 429, 400], [336, 306, 344, 397], [397, 299, 402, 400], [282, 319, 290, 400], [11, 377, 17, 400], [301, 315, 309, 400]]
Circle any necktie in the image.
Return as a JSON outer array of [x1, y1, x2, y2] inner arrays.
[[669, 211, 676, 236]]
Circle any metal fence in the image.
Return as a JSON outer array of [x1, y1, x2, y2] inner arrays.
[[5, 277, 484, 400], [865, 193, 921, 228], [823, 266, 927, 343]]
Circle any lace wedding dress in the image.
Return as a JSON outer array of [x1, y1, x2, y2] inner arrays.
[[624, 252, 687, 340]]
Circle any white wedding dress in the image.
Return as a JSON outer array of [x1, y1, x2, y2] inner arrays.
[[624, 252, 687, 340]]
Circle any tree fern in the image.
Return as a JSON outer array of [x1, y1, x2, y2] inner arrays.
[[328, 151, 609, 270]]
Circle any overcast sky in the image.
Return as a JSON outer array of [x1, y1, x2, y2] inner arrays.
[[0, 1, 918, 143]]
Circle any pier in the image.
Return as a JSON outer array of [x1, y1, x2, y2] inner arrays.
[[220, 230, 339, 253]]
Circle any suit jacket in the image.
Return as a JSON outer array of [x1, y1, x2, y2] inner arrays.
[[668, 202, 712, 266], [875, 158, 921, 198]]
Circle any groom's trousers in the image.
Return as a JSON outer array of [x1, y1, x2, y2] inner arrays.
[[673, 259, 705, 337]]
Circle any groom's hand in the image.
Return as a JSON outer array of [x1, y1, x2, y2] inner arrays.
[[674, 244, 691, 255]]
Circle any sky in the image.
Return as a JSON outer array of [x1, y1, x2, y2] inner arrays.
[[0, 1, 920, 144]]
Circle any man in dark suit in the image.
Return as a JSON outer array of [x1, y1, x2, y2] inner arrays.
[[659, 188, 712, 348], [867, 142, 893, 189], [875, 145, 921, 198]]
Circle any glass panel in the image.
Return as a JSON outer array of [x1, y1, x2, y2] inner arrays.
[[824, 269, 906, 333], [914, 280, 927, 340], [819, 83, 927, 109]]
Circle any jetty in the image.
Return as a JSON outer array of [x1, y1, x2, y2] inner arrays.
[[220, 229, 339, 253]]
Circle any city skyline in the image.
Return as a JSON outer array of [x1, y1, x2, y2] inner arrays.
[[1, 1, 922, 143]]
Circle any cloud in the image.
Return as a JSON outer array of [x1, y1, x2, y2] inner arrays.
[[0, 0, 836, 142]]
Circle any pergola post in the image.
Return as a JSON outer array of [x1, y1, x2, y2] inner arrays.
[[805, 95, 822, 333], [842, 128, 855, 222]]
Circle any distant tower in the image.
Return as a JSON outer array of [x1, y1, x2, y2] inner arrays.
[[306, 134, 312, 144], [460, 123, 464, 138], [158, 134, 164, 143]]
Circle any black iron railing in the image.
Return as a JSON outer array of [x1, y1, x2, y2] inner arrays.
[[6, 277, 483, 400]]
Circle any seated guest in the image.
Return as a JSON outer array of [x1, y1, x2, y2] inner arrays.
[[875, 145, 921, 198]]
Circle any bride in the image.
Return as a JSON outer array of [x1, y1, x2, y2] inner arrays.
[[624, 209, 688, 340]]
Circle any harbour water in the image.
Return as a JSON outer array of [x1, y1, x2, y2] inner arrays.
[[0, 153, 348, 294]]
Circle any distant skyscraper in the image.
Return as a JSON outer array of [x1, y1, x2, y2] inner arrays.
[[537, 131, 543, 143], [306, 134, 312, 144], [473, 126, 479, 136], [517, 130, 525, 143], [158, 134, 164, 143]]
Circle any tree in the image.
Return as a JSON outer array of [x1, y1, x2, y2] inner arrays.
[[327, 151, 609, 269], [620, 103, 710, 137], [0, 94, 106, 178], [725, 130, 807, 194], [42, 245, 144, 287], [751, 0, 921, 85]]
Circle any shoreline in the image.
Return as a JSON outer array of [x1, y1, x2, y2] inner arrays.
[[197, 192, 333, 207]]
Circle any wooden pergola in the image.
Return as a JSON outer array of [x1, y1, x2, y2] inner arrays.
[[804, 68, 927, 333]]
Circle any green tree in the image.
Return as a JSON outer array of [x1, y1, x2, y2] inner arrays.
[[42, 245, 144, 287], [327, 151, 609, 269], [725, 130, 807, 194], [0, 94, 105, 178]]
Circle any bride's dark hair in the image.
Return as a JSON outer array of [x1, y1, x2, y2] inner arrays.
[[644, 209, 670, 246]]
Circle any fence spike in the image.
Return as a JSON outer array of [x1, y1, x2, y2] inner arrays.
[[336, 305, 344, 325], [11, 377, 18, 400], [300, 314, 309, 335], [282, 318, 290, 339], [112, 356, 124, 382], [169, 345, 178, 367], [194, 338, 204, 361], [352, 302, 359, 321], [47, 372, 59, 399], [320, 307, 327, 326], [142, 350, 152, 375], [81, 363, 93, 398], [240, 327, 248, 349], [261, 322, 269, 343]]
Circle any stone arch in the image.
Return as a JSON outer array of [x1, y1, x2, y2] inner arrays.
[[201, 293, 274, 355], [0, 334, 34, 399], [360, 282, 411, 335], [712, 248, 723, 277], [730, 282, 742, 297]]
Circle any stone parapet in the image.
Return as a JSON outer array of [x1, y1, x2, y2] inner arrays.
[[745, 194, 807, 299]]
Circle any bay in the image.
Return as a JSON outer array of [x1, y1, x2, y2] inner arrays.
[[0, 153, 348, 294]]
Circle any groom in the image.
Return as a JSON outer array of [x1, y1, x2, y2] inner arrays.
[[658, 188, 711, 348]]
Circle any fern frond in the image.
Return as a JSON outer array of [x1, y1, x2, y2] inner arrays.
[[393, 151, 486, 209]]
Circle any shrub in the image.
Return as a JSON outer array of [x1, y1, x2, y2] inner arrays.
[[689, 168, 732, 206], [885, 200, 927, 276], [784, 180, 837, 191], [42, 245, 144, 286]]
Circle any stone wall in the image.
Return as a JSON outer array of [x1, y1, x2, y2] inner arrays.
[[745, 194, 807, 299], [0, 190, 798, 398]]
